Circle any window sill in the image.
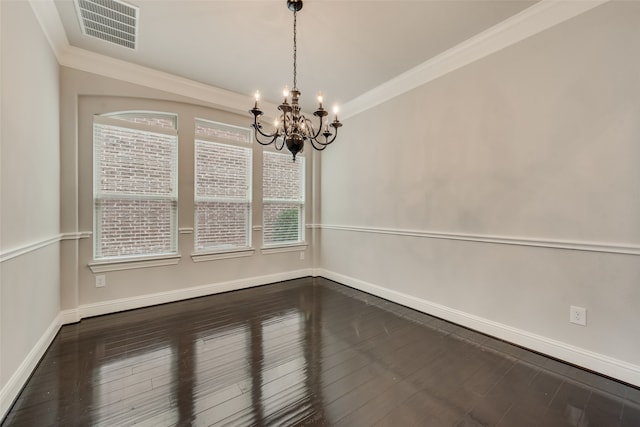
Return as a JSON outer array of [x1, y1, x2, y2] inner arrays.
[[261, 244, 308, 255], [89, 254, 181, 273], [191, 248, 255, 263]]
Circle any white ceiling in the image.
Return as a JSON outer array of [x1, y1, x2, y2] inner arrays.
[[53, 0, 537, 108]]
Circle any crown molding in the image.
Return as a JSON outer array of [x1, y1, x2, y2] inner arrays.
[[341, 0, 610, 120], [29, 0, 609, 120], [27, 0, 279, 117], [28, 0, 69, 60], [60, 46, 261, 115]]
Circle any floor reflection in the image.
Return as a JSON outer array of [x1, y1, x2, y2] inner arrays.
[[4, 278, 639, 426], [88, 284, 325, 426]]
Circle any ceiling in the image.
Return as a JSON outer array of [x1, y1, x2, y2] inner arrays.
[[53, 0, 537, 108]]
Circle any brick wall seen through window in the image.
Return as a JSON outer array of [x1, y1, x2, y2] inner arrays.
[[93, 112, 178, 259]]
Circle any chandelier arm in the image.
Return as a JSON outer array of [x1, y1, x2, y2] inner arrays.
[[302, 116, 320, 139], [310, 116, 329, 141], [307, 138, 329, 150], [252, 118, 282, 145], [310, 125, 339, 146], [253, 129, 281, 146], [252, 122, 279, 139]]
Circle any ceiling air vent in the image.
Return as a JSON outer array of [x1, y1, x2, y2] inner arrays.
[[74, 0, 139, 49]]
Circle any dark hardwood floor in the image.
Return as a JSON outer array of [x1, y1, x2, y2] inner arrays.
[[3, 277, 639, 426]]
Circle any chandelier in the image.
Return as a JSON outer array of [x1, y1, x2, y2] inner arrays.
[[250, 0, 342, 161]]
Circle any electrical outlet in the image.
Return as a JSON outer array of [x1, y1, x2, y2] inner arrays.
[[300, 251, 305, 260], [96, 275, 106, 288], [570, 305, 586, 326]]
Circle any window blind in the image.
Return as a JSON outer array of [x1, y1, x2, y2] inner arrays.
[[93, 113, 178, 259], [263, 151, 305, 246], [194, 119, 252, 252]]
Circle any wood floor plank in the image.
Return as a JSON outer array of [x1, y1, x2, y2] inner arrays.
[[2, 277, 639, 427]]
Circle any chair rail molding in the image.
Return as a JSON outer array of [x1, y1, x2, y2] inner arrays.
[[320, 224, 640, 256], [0, 235, 62, 263]]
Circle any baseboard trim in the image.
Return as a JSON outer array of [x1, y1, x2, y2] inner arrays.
[[318, 269, 640, 388], [72, 269, 314, 322], [0, 313, 62, 421], [2, 271, 313, 422], [60, 309, 80, 324]]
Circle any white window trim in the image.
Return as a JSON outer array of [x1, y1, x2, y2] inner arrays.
[[93, 112, 179, 261], [191, 248, 256, 263], [262, 151, 306, 248], [261, 244, 308, 255], [88, 254, 181, 273], [191, 117, 255, 254]]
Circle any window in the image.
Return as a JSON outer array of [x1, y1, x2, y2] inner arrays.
[[263, 151, 305, 246], [194, 119, 252, 252], [93, 112, 178, 259]]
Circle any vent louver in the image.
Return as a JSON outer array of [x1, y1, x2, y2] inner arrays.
[[74, 0, 138, 49]]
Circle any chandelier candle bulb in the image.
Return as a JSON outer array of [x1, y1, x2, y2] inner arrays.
[[254, 91, 260, 108]]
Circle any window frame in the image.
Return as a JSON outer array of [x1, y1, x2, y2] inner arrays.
[[92, 112, 179, 262], [262, 149, 306, 248], [193, 118, 253, 255]]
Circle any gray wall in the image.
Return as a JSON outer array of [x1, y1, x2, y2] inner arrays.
[[320, 1, 640, 383], [0, 1, 61, 415], [2, 2, 640, 416]]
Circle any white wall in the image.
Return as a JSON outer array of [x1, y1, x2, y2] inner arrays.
[[319, 1, 640, 385], [0, 0, 61, 416]]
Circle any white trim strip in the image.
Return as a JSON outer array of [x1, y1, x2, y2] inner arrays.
[[0, 235, 62, 263], [1, 232, 93, 263], [60, 309, 80, 325], [317, 269, 640, 388], [93, 115, 178, 136], [28, 0, 270, 116], [61, 231, 92, 240], [28, 0, 69, 60], [31, 0, 608, 122], [320, 225, 640, 256], [191, 249, 255, 263], [73, 269, 313, 320], [342, 0, 610, 120], [0, 270, 311, 421], [178, 227, 194, 234], [0, 313, 62, 421], [88, 254, 181, 273], [261, 244, 308, 255]]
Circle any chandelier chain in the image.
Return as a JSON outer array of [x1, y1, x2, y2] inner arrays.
[[293, 10, 297, 89]]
